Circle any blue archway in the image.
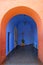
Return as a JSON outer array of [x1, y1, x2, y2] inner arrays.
[[6, 14, 38, 56]]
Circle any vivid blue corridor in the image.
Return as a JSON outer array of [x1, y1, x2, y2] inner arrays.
[[6, 14, 38, 55]]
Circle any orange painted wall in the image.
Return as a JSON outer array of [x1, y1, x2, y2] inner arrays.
[[0, 0, 43, 64], [0, 23, 1, 64]]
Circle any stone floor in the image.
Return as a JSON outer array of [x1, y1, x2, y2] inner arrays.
[[2, 45, 43, 65]]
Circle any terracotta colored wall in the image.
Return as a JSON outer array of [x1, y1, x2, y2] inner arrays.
[[0, 0, 43, 64], [0, 23, 1, 64]]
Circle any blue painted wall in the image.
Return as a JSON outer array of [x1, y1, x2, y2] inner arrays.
[[6, 15, 18, 55], [6, 25, 15, 55], [17, 21, 34, 45], [33, 27, 38, 48], [6, 14, 38, 56], [17, 15, 38, 47], [6, 32, 14, 55]]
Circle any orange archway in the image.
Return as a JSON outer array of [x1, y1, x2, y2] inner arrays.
[[1, 6, 42, 63]]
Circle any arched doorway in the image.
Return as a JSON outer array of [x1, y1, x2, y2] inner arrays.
[[6, 14, 38, 57], [1, 6, 42, 63]]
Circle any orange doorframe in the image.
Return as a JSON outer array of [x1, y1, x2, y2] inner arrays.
[[1, 6, 42, 63]]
